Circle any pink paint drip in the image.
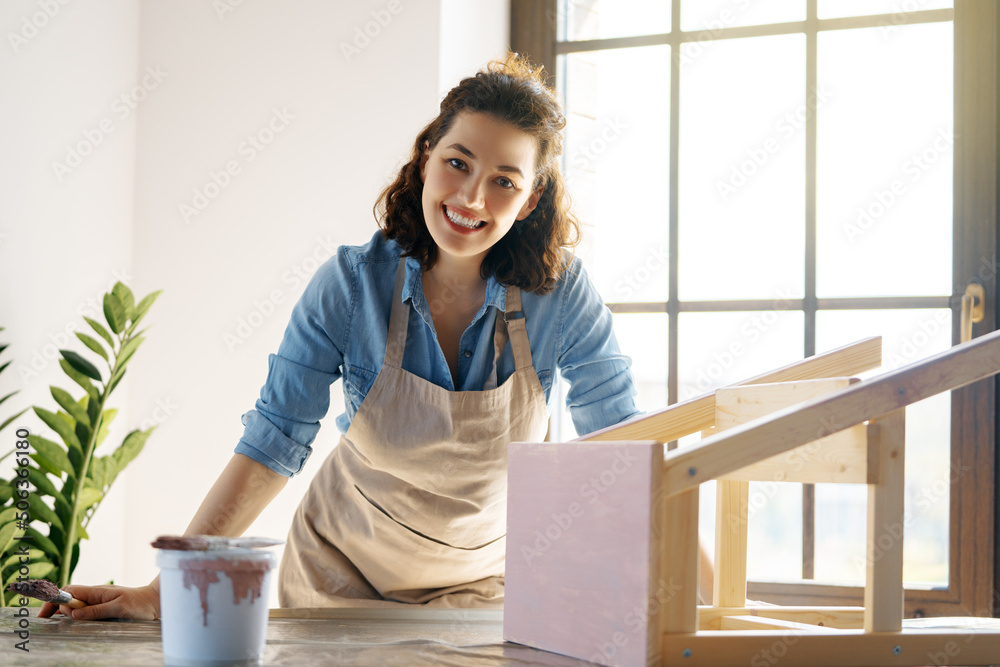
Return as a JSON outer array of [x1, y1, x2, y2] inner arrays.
[[179, 558, 271, 627]]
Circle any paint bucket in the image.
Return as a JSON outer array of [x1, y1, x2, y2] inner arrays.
[[157, 548, 276, 666]]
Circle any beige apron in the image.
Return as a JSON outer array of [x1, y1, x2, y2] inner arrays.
[[279, 258, 548, 608]]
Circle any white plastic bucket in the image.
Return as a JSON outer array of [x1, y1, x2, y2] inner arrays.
[[157, 548, 276, 666]]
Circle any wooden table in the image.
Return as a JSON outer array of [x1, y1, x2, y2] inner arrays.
[[0, 607, 592, 665]]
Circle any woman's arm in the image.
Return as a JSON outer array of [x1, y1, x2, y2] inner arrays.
[[38, 454, 287, 620]]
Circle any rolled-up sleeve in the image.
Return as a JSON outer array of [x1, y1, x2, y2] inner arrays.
[[556, 260, 641, 436], [234, 252, 352, 477]]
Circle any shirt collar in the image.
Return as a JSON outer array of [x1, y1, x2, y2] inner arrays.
[[401, 255, 508, 313]]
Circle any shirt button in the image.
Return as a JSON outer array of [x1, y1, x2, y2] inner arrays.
[[464, 350, 472, 358]]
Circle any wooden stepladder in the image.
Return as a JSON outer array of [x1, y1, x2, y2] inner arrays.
[[504, 332, 1000, 666]]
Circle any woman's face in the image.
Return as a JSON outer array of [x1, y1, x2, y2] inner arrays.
[[419, 111, 542, 267]]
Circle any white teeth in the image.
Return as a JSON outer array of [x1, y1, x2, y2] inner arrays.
[[445, 207, 481, 229]]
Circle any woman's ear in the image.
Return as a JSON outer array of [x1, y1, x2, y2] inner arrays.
[[419, 140, 430, 182], [516, 184, 545, 222]]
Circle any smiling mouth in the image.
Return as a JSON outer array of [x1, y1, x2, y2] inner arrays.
[[443, 205, 485, 230]]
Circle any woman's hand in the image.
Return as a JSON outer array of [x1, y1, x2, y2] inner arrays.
[[36, 583, 160, 621]]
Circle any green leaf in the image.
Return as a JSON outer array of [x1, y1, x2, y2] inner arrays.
[[27, 493, 62, 531], [0, 480, 11, 504], [0, 389, 17, 408], [75, 332, 109, 363], [125, 290, 163, 336], [108, 368, 127, 395], [27, 435, 73, 476], [116, 336, 145, 370], [58, 359, 99, 403], [103, 293, 127, 334], [95, 408, 118, 446], [74, 517, 89, 541], [60, 350, 102, 382], [51, 386, 90, 427], [27, 526, 60, 558], [0, 508, 16, 527], [112, 282, 135, 321], [88, 457, 108, 490], [78, 486, 103, 513], [27, 468, 66, 507], [66, 445, 83, 477], [86, 394, 99, 425], [112, 428, 154, 472], [84, 316, 115, 347], [0, 522, 17, 556], [33, 407, 82, 452], [3, 561, 55, 590], [0, 408, 29, 436]]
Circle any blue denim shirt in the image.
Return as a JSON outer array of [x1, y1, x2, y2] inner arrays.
[[235, 231, 640, 477]]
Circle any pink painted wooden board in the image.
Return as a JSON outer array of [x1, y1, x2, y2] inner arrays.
[[504, 440, 663, 667]]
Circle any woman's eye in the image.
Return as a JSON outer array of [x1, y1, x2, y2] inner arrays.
[[497, 177, 515, 189], [447, 158, 466, 170]]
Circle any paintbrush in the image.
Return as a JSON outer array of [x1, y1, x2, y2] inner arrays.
[[6, 579, 87, 609], [150, 535, 284, 551]]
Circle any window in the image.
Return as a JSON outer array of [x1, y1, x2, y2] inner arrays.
[[513, 0, 998, 617]]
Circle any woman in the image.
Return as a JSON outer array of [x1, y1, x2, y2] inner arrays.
[[40, 52, 640, 619]]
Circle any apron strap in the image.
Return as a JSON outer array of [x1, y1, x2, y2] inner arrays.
[[383, 258, 409, 368], [483, 285, 532, 389], [503, 285, 533, 371]]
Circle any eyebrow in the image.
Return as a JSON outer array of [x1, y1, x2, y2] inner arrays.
[[446, 143, 525, 178]]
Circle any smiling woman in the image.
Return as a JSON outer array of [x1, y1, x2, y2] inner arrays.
[[41, 52, 643, 620]]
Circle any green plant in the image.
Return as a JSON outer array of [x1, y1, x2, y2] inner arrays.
[[0, 282, 162, 605]]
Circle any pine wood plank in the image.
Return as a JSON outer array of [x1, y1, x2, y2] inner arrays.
[[663, 329, 1000, 499], [714, 378, 870, 484], [577, 337, 882, 444], [697, 606, 866, 631], [864, 410, 906, 633], [662, 627, 1000, 665]]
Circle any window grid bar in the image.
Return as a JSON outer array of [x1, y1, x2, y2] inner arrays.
[[554, 8, 954, 56], [608, 295, 952, 314], [803, 0, 820, 584], [668, 0, 682, 410]]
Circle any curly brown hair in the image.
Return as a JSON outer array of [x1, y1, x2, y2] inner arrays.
[[374, 52, 581, 295]]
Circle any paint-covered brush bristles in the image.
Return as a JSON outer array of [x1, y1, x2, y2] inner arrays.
[[6, 579, 87, 608]]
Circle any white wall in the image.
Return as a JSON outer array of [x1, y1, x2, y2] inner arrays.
[[0, 0, 141, 588], [2, 0, 509, 602]]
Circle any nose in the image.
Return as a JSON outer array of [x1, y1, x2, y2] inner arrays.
[[457, 173, 486, 210]]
